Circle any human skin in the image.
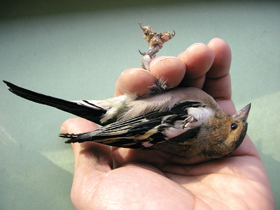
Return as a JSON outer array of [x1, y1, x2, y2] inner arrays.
[[60, 38, 276, 210]]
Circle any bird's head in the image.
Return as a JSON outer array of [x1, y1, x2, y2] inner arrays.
[[200, 103, 251, 158]]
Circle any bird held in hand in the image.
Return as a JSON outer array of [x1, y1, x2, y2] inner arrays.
[[3, 23, 251, 158], [3, 80, 250, 158]]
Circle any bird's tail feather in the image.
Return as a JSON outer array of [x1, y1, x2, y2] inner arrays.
[[3, 80, 106, 124]]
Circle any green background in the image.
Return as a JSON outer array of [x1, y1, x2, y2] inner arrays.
[[1, 0, 279, 209]]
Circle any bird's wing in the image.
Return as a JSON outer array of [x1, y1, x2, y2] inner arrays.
[[61, 101, 207, 148], [61, 111, 168, 147], [4, 81, 106, 124]]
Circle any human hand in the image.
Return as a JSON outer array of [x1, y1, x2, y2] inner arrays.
[[61, 38, 275, 209]]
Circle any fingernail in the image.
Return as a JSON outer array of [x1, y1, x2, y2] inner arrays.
[[186, 43, 203, 51], [150, 56, 176, 67], [60, 126, 67, 134]]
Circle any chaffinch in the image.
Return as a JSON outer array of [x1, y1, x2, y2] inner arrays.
[[4, 24, 250, 158]]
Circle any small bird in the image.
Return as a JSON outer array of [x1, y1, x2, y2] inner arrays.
[[3, 81, 250, 158], [3, 23, 251, 158]]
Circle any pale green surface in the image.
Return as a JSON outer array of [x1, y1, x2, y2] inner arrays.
[[1, 1, 279, 209]]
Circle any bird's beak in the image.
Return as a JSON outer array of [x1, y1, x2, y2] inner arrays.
[[233, 103, 251, 122]]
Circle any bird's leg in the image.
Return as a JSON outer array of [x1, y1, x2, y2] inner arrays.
[[138, 23, 175, 71], [139, 45, 160, 70], [140, 54, 151, 70], [147, 44, 160, 59]]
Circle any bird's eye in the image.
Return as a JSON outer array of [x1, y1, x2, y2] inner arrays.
[[231, 123, 238, 130]]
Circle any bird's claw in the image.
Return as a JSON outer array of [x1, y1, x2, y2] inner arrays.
[[138, 23, 175, 70], [181, 115, 197, 129]]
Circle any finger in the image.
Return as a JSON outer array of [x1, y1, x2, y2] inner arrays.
[[216, 99, 236, 115], [115, 57, 186, 96], [203, 74, 232, 101], [206, 38, 232, 78], [115, 68, 155, 96], [203, 38, 232, 100], [61, 118, 113, 208], [60, 118, 113, 172], [149, 56, 186, 88], [177, 43, 215, 89]]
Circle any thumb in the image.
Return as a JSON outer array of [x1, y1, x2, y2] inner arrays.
[[61, 118, 113, 208], [60, 118, 113, 171]]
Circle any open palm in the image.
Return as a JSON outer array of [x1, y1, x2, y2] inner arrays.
[[61, 38, 275, 209]]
